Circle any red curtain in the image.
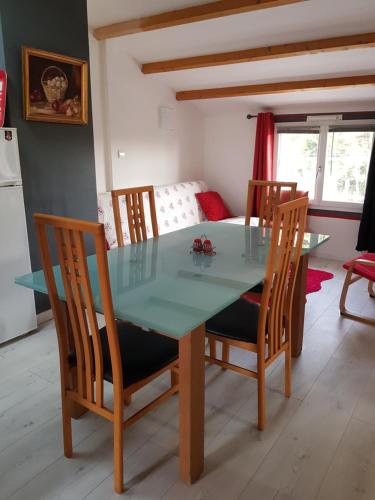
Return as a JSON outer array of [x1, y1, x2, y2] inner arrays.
[[251, 112, 275, 215]]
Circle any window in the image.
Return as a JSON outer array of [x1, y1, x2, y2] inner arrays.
[[323, 130, 373, 204], [276, 129, 319, 199], [275, 122, 375, 210]]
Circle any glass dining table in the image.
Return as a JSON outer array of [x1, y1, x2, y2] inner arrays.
[[16, 221, 329, 485]]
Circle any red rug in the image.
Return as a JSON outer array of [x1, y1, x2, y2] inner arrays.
[[306, 268, 334, 295], [243, 268, 334, 304]]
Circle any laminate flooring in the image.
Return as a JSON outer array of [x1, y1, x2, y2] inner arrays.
[[1, 258, 374, 500]]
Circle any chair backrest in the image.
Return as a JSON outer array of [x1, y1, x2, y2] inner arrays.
[[245, 180, 297, 227], [34, 213, 123, 412], [279, 189, 309, 204], [257, 197, 308, 360], [111, 186, 159, 246]]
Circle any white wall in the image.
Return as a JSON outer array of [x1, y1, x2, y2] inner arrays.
[[203, 109, 259, 216], [89, 34, 108, 193], [308, 216, 360, 261], [89, 37, 204, 193]]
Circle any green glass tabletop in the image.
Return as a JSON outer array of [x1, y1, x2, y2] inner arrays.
[[15, 222, 329, 339]]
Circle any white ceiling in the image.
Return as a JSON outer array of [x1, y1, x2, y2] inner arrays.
[[87, 0, 218, 28], [194, 88, 375, 115], [150, 50, 375, 90], [87, 0, 375, 114]]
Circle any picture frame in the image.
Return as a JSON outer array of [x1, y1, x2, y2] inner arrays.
[[22, 46, 88, 125]]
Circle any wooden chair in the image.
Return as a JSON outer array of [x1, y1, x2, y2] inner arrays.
[[340, 253, 375, 326], [245, 180, 297, 227], [34, 213, 179, 494], [206, 197, 308, 430], [233, 180, 299, 307], [111, 185, 158, 246]]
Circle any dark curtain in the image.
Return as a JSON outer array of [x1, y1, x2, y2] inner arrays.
[[357, 139, 375, 252]]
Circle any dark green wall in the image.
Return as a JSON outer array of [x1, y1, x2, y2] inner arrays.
[[0, 0, 97, 312], [0, 13, 4, 68]]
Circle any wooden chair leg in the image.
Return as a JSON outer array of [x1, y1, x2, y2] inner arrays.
[[285, 343, 292, 398], [207, 337, 216, 365], [221, 342, 229, 370], [369, 280, 375, 298], [62, 394, 72, 458], [171, 368, 179, 388], [257, 360, 266, 431], [209, 338, 216, 358], [222, 342, 229, 362], [340, 272, 375, 326], [113, 414, 124, 494], [339, 269, 352, 315], [124, 395, 132, 406]]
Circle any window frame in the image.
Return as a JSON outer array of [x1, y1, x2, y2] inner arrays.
[[274, 119, 375, 212]]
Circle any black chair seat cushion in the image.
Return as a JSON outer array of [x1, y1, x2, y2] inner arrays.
[[206, 298, 260, 344], [99, 322, 178, 388], [249, 281, 264, 294]]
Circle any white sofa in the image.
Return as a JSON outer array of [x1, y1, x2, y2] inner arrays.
[[97, 180, 247, 248]]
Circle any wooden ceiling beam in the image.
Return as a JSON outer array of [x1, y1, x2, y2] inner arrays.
[[93, 0, 307, 40], [175, 75, 375, 100], [142, 32, 375, 73]]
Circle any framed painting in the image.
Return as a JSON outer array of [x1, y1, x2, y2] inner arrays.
[[22, 47, 88, 125]]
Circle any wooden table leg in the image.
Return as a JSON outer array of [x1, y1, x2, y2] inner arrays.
[[291, 253, 309, 358], [179, 324, 205, 484]]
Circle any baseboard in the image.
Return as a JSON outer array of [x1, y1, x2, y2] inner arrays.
[[311, 249, 361, 262], [37, 309, 53, 326]]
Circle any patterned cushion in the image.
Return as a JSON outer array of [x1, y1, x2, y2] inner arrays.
[[98, 180, 208, 248]]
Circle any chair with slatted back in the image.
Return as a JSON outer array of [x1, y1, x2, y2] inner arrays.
[[111, 185, 158, 247], [34, 213, 179, 494], [245, 180, 297, 227], [205, 197, 308, 430], [209, 180, 299, 364]]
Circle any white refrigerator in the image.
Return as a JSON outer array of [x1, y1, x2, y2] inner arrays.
[[0, 128, 37, 343]]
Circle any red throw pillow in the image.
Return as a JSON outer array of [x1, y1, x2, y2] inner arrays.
[[196, 191, 232, 221]]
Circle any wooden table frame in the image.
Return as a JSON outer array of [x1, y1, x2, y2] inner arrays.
[[291, 253, 309, 357], [63, 254, 309, 484], [179, 325, 205, 483]]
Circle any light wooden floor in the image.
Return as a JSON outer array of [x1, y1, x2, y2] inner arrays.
[[1, 258, 375, 500]]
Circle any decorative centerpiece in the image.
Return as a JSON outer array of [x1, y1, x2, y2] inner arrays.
[[190, 235, 216, 256]]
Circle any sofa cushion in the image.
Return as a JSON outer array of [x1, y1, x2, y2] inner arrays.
[[98, 180, 208, 248], [155, 180, 208, 235], [195, 191, 232, 221], [221, 216, 259, 226]]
